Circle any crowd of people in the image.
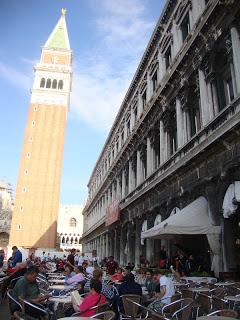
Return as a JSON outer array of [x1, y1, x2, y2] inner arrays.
[[0, 246, 183, 319]]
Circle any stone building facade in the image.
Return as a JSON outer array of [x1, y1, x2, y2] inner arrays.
[[82, 0, 240, 275], [57, 204, 84, 251], [0, 181, 14, 249]]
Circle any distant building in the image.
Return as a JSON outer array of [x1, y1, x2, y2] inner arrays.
[[57, 204, 84, 251], [9, 9, 72, 250], [82, 0, 240, 276], [0, 181, 14, 248]]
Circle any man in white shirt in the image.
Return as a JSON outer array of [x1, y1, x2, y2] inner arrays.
[[148, 271, 175, 312], [86, 261, 94, 275]]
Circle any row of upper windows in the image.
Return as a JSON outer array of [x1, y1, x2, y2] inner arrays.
[[89, 3, 208, 198], [40, 78, 63, 90]]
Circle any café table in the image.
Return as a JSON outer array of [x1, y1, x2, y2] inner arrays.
[[197, 317, 237, 320], [48, 279, 65, 284], [58, 318, 98, 320], [189, 287, 210, 293], [215, 282, 235, 287], [49, 284, 73, 291], [224, 295, 240, 310], [182, 276, 217, 284]]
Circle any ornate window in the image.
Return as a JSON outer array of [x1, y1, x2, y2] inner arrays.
[[40, 78, 45, 88], [52, 79, 57, 89], [58, 80, 63, 90], [46, 79, 51, 88], [69, 217, 77, 227]]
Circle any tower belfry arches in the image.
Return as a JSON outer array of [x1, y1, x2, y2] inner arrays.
[[9, 10, 72, 249]]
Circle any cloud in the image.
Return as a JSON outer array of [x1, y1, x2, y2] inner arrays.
[[71, 0, 155, 133], [0, 61, 32, 91]]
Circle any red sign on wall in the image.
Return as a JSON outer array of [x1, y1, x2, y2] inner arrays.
[[105, 200, 120, 226]]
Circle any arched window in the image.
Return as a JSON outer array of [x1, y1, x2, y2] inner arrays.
[[66, 237, 69, 244], [79, 238, 81, 244], [69, 217, 77, 227], [46, 79, 51, 88], [75, 237, 78, 244], [40, 78, 45, 88], [62, 237, 65, 244], [52, 79, 57, 89], [70, 237, 73, 244], [58, 80, 63, 90]]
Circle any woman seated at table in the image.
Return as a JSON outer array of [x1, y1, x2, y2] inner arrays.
[[64, 265, 75, 281], [72, 279, 107, 317], [65, 266, 85, 286], [136, 269, 147, 286], [111, 267, 124, 282]]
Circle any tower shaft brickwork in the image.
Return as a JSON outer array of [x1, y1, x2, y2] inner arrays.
[[9, 11, 72, 248]]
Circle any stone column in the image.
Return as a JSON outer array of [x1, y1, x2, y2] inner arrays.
[[128, 161, 133, 193], [130, 107, 135, 131], [114, 229, 117, 257], [158, 52, 165, 83], [172, 22, 181, 57], [121, 170, 126, 199], [136, 150, 142, 185], [198, 68, 211, 126], [159, 119, 165, 164], [147, 137, 153, 176], [206, 82, 215, 120], [134, 220, 141, 268], [105, 233, 109, 258], [147, 72, 151, 101], [138, 92, 143, 116], [176, 98, 184, 147], [120, 227, 126, 266], [231, 26, 240, 94], [182, 110, 188, 143]]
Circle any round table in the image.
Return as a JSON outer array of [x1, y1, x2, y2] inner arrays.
[[58, 318, 98, 320], [181, 276, 216, 284], [189, 287, 210, 293], [48, 279, 65, 284], [215, 282, 235, 287], [49, 284, 72, 291], [225, 295, 240, 302], [197, 317, 237, 320]]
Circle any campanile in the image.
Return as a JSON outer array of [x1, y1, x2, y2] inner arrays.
[[9, 9, 72, 249]]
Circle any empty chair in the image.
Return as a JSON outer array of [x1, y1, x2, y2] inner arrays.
[[207, 309, 238, 317], [210, 287, 226, 298], [197, 293, 212, 316], [172, 298, 194, 320], [211, 295, 229, 311], [91, 311, 116, 320]]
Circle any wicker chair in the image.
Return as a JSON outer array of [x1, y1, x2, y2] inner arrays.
[[197, 293, 212, 316], [72, 302, 109, 316], [207, 309, 238, 317], [7, 289, 23, 319], [91, 311, 116, 320], [211, 295, 229, 311], [20, 298, 50, 320], [210, 287, 226, 298], [162, 298, 193, 320], [119, 294, 142, 320]]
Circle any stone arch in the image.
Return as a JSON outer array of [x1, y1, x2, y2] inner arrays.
[[69, 217, 77, 227]]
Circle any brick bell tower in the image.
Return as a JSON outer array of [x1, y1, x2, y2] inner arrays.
[[9, 9, 72, 249]]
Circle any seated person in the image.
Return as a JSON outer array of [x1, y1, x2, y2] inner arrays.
[[118, 273, 142, 313], [148, 271, 175, 313], [83, 269, 114, 301], [72, 279, 107, 317], [135, 269, 146, 286], [64, 265, 76, 281], [145, 269, 157, 297], [111, 267, 124, 282], [86, 262, 94, 276], [65, 266, 85, 286], [11, 266, 49, 316]]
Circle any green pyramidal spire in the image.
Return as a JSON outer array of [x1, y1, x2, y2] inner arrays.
[[44, 8, 70, 50]]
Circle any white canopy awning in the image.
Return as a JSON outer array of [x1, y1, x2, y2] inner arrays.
[[141, 197, 221, 240]]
